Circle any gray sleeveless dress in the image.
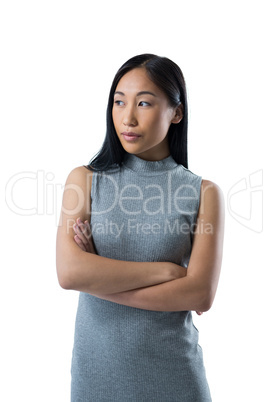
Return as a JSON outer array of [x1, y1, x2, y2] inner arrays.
[[71, 153, 212, 401]]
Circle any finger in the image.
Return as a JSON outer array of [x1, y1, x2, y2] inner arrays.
[[79, 222, 91, 239], [74, 231, 93, 254], [74, 235, 86, 251], [76, 223, 94, 253], [80, 225, 96, 253], [84, 220, 92, 238], [75, 219, 95, 253], [73, 224, 88, 247], [77, 219, 91, 240]]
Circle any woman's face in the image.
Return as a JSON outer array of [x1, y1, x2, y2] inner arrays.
[[112, 68, 182, 161]]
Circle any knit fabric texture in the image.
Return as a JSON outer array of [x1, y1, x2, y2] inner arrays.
[[71, 153, 212, 401]]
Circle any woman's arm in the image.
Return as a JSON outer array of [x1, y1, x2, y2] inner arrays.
[[56, 166, 185, 294], [85, 180, 225, 312]]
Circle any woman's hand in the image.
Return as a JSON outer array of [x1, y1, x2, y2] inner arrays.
[[73, 218, 97, 254], [73, 218, 203, 316]]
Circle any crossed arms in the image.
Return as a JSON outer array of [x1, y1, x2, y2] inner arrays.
[[56, 166, 225, 312]]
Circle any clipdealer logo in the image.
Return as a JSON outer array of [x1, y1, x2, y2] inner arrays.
[[5, 169, 199, 221], [227, 169, 263, 233], [5, 171, 64, 221], [5, 168, 264, 233]]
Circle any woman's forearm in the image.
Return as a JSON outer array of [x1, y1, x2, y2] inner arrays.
[[91, 275, 207, 312], [60, 240, 186, 294]]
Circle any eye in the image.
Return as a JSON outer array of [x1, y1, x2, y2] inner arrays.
[[139, 101, 151, 107], [114, 100, 124, 106]]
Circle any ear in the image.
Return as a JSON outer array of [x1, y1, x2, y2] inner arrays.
[[171, 104, 184, 124]]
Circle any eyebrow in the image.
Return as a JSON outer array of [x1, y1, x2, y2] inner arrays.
[[114, 91, 157, 97]]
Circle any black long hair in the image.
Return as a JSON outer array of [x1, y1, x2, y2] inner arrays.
[[84, 53, 188, 171]]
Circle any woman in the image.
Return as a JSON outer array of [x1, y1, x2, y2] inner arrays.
[[56, 53, 225, 401]]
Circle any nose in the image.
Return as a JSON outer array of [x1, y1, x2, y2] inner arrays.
[[123, 105, 138, 127]]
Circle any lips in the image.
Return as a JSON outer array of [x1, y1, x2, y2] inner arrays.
[[121, 132, 141, 137], [121, 132, 142, 142]]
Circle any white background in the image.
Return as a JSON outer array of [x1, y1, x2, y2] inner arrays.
[[1, 1, 267, 401]]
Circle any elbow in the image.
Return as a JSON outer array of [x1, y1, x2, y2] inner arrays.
[[56, 257, 94, 292], [56, 261, 75, 290], [58, 273, 73, 290], [196, 289, 215, 312], [199, 299, 212, 313], [57, 270, 72, 290], [56, 248, 82, 291]]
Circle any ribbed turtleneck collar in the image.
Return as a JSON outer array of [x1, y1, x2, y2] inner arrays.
[[122, 153, 178, 175]]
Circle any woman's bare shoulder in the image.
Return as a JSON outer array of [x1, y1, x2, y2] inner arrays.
[[201, 178, 222, 190], [201, 179, 224, 200], [199, 179, 225, 220], [61, 165, 95, 215], [65, 165, 94, 188], [67, 165, 94, 178]]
